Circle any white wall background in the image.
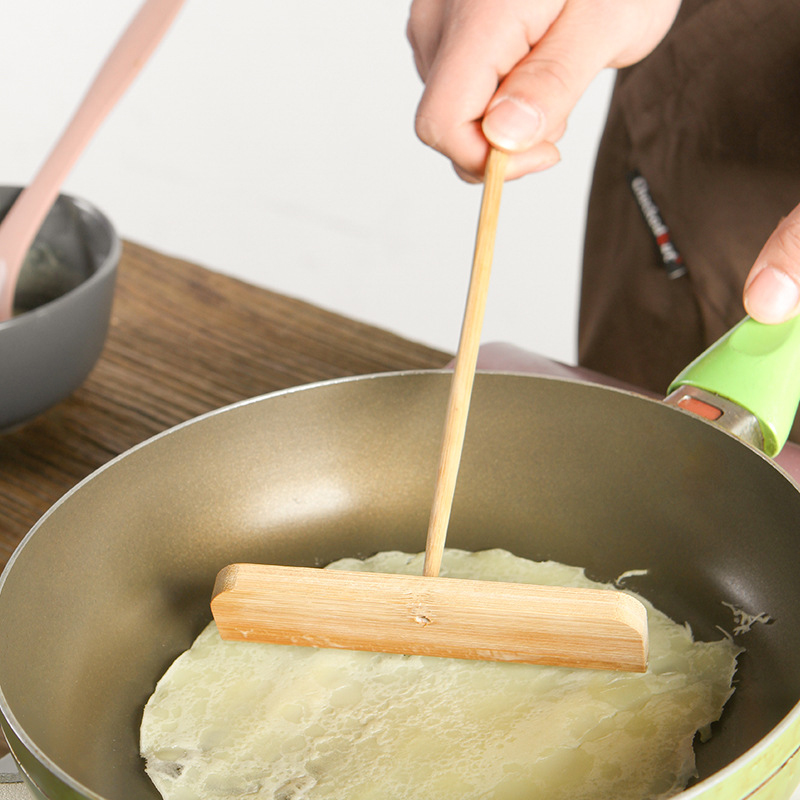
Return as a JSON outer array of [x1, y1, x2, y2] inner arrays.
[[0, 0, 613, 364]]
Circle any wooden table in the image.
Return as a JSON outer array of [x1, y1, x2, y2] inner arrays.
[[0, 241, 451, 759]]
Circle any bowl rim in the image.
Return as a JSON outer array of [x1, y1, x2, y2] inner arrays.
[[0, 187, 121, 333]]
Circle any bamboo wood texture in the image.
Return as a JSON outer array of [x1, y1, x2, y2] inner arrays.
[[212, 564, 649, 671], [211, 150, 650, 672], [0, 0, 186, 320], [423, 147, 508, 578]]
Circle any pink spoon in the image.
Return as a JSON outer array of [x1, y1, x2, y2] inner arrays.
[[0, 0, 185, 321]]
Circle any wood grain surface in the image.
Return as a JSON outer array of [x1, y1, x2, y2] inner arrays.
[[0, 241, 450, 760], [212, 563, 649, 672]]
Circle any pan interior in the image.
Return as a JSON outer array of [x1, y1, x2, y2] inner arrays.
[[1, 372, 798, 799]]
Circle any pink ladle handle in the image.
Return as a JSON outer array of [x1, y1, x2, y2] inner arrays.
[[0, 0, 186, 321]]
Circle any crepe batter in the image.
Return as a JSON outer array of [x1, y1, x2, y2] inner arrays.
[[140, 548, 739, 800]]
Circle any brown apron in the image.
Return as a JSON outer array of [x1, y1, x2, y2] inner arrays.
[[579, 0, 800, 439]]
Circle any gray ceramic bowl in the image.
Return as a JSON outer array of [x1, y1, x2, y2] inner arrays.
[[0, 187, 120, 431]]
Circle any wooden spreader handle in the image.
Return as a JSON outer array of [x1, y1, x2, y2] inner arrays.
[[212, 564, 649, 672], [423, 147, 509, 578], [211, 148, 650, 673]]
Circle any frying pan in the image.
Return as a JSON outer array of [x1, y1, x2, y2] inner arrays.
[[2, 318, 800, 799]]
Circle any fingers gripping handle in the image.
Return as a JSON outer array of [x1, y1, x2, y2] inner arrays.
[[668, 316, 800, 456]]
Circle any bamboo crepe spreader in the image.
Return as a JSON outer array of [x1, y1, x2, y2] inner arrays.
[[211, 148, 649, 673]]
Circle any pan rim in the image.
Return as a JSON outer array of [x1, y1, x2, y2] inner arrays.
[[0, 368, 797, 798]]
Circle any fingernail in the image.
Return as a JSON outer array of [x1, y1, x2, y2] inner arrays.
[[482, 97, 543, 151], [744, 266, 800, 323]]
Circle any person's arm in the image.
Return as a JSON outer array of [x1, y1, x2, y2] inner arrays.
[[407, 0, 682, 181]]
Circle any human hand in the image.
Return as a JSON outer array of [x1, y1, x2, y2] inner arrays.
[[743, 204, 800, 324], [407, 0, 681, 181]]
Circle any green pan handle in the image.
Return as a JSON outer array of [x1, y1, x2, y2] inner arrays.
[[668, 315, 800, 457]]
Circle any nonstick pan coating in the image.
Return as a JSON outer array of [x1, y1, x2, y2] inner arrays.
[[1, 372, 799, 798]]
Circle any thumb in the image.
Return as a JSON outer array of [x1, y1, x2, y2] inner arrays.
[[480, 1, 679, 153], [481, 24, 604, 152], [744, 206, 800, 324], [480, 2, 626, 152]]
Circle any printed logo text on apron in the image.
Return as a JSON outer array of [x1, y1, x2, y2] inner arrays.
[[628, 171, 687, 279]]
